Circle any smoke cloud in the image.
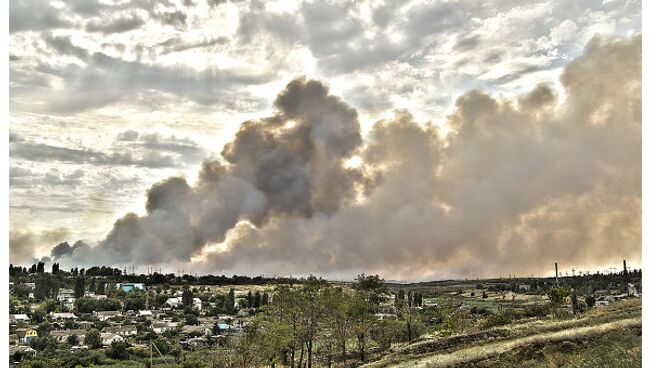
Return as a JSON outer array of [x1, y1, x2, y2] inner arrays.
[[55, 35, 640, 279], [10, 227, 70, 265]]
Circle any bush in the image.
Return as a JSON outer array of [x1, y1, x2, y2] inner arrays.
[[479, 313, 511, 329], [106, 340, 130, 360], [524, 303, 550, 318]]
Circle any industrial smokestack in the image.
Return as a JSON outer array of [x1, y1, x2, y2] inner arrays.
[[555, 262, 559, 286], [623, 260, 628, 276]]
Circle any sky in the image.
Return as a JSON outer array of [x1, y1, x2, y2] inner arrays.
[[8, 0, 642, 280]]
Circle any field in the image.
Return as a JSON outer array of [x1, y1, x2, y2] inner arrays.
[[363, 299, 641, 367]]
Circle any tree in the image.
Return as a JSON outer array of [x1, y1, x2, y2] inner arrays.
[[350, 274, 386, 362], [349, 291, 375, 363], [51, 263, 59, 274], [184, 313, 199, 326], [182, 287, 193, 308], [254, 291, 261, 308], [66, 334, 79, 346], [247, 290, 254, 307], [586, 295, 596, 308], [570, 289, 578, 315], [74, 277, 85, 299], [226, 288, 236, 312], [547, 287, 570, 318], [107, 340, 130, 360], [34, 273, 58, 301], [85, 329, 102, 349], [96, 281, 106, 295], [37, 261, 45, 273]]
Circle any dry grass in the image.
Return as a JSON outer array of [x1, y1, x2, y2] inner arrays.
[[363, 299, 641, 368]]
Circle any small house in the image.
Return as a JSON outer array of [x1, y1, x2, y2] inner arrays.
[[94, 311, 122, 321], [102, 324, 137, 337], [10, 314, 30, 324], [100, 332, 124, 346], [50, 312, 78, 321]]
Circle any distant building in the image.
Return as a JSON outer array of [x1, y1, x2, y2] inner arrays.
[[100, 333, 124, 346], [50, 312, 78, 321], [50, 330, 86, 344], [164, 297, 202, 310], [102, 325, 137, 337], [10, 314, 30, 324], [9, 346, 35, 363], [518, 284, 531, 292], [58, 288, 75, 300], [138, 310, 153, 318], [193, 298, 202, 310], [115, 283, 145, 293], [152, 321, 178, 334], [180, 324, 212, 337], [84, 292, 107, 299], [94, 311, 122, 321], [15, 329, 38, 344], [165, 297, 182, 309]]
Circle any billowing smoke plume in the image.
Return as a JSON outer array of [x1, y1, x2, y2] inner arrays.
[[60, 35, 640, 279], [67, 77, 369, 266], [50, 240, 86, 259]]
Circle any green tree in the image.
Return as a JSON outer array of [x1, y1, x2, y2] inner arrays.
[[107, 340, 130, 360], [66, 334, 79, 346], [34, 273, 59, 301], [74, 277, 85, 299], [547, 287, 570, 318], [586, 295, 596, 308], [85, 329, 102, 349], [182, 287, 193, 308]]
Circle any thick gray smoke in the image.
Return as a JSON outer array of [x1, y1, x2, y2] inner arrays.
[[67, 77, 369, 266], [61, 35, 640, 279]]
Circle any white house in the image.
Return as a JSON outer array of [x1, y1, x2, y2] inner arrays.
[[165, 297, 182, 309], [100, 333, 124, 346], [57, 288, 75, 301], [102, 325, 137, 337], [152, 321, 178, 334], [138, 310, 153, 318], [50, 330, 86, 344], [50, 312, 78, 321], [10, 314, 30, 324], [94, 311, 122, 321], [193, 298, 202, 310]]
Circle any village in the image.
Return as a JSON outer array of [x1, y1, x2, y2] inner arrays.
[[8, 262, 642, 367]]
